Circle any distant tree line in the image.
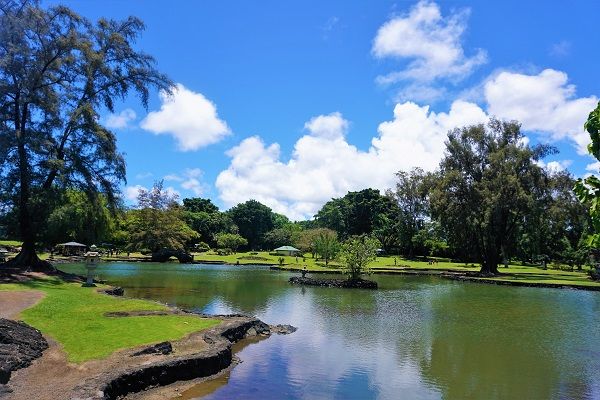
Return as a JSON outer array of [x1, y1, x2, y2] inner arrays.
[[1, 119, 591, 275]]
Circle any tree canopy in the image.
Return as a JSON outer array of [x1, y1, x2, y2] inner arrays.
[[430, 119, 551, 274], [0, 0, 172, 269]]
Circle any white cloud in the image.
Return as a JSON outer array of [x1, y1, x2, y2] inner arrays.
[[484, 69, 598, 154], [164, 168, 206, 196], [216, 104, 488, 220], [372, 1, 486, 84], [586, 162, 600, 172], [140, 83, 231, 151], [135, 172, 153, 180], [105, 108, 136, 129], [124, 185, 146, 202], [536, 159, 572, 174]]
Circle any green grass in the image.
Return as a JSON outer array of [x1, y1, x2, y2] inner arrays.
[[201, 251, 600, 289], [0, 239, 22, 247], [0, 277, 220, 363]]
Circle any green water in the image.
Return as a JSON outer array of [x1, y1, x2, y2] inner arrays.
[[60, 263, 600, 399]]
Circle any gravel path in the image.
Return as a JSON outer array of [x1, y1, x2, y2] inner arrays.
[[0, 291, 45, 319]]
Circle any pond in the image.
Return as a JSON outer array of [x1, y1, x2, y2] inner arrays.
[[60, 262, 600, 400]]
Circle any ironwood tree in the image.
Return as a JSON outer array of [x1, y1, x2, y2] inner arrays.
[[430, 119, 551, 275], [0, 0, 171, 269]]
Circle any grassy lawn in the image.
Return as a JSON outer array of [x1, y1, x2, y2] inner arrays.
[[196, 251, 600, 289], [0, 278, 220, 363], [0, 239, 22, 247]]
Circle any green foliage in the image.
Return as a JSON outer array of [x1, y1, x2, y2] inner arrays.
[[339, 235, 379, 280], [42, 190, 115, 246], [195, 241, 211, 252], [316, 189, 396, 239], [575, 101, 600, 246], [0, 1, 172, 266], [227, 200, 276, 250], [430, 119, 552, 274], [184, 210, 237, 246], [215, 232, 247, 253], [183, 198, 219, 214], [127, 181, 198, 252], [263, 228, 293, 249], [313, 229, 340, 266]]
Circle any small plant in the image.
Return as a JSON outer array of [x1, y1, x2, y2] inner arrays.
[[278, 257, 285, 266]]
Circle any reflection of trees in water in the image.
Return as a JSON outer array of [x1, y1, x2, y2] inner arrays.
[[91, 264, 291, 314], [415, 284, 599, 400]]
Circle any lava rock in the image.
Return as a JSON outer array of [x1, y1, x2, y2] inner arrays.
[[289, 276, 378, 289], [151, 249, 193, 264], [270, 324, 297, 335], [0, 318, 48, 384], [131, 341, 172, 356], [104, 287, 124, 296]]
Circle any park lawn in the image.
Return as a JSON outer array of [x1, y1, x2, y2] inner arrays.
[[0, 239, 22, 247], [0, 277, 220, 363]]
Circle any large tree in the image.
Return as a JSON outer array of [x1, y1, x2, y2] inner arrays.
[[315, 188, 396, 239], [575, 101, 600, 246], [430, 119, 550, 275], [0, 1, 171, 269], [387, 167, 431, 257], [226, 200, 275, 250], [127, 181, 198, 253]]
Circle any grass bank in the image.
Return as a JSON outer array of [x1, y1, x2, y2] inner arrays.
[[0, 277, 219, 362], [195, 251, 600, 289]]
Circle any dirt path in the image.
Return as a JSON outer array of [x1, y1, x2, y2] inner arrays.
[[0, 290, 45, 319]]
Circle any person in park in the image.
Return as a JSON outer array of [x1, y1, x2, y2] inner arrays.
[[301, 264, 308, 278]]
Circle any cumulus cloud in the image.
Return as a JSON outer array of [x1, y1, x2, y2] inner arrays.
[[164, 168, 206, 196], [124, 185, 146, 202], [484, 69, 598, 154], [105, 108, 136, 129], [536, 159, 572, 174], [140, 83, 231, 151], [216, 104, 488, 220], [373, 0, 486, 87]]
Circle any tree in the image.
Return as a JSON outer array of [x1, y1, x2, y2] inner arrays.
[[313, 229, 340, 266], [215, 232, 247, 253], [182, 197, 219, 214], [315, 189, 396, 238], [184, 210, 237, 247], [338, 235, 379, 280], [263, 228, 293, 250], [43, 189, 115, 246], [575, 101, 600, 246], [227, 200, 275, 250], [0, 1, 172, 269], [294, 228, 332, 258], [388, 168, 431, 257], [430, 119, 551, 275], [127, 181, 198, 253]]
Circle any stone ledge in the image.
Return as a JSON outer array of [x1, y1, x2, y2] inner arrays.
[[71, 316, 293, 399]]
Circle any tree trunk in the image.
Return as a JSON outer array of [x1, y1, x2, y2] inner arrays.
[[8, 102, 53, 272]]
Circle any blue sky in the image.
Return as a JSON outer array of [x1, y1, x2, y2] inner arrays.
[[46, 0, 600, 219]]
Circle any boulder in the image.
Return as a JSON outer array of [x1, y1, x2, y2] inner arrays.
[[0, 319, 48, 384]]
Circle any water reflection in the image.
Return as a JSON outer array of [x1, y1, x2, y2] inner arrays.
[[60, 263, 600, 399]]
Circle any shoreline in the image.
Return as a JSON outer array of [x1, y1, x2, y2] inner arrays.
[[0, 273, 296, 400]]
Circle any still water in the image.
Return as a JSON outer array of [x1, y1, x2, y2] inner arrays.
[[60, 263, 600, 400]]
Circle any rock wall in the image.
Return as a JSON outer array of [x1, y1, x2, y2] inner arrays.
[[72, 317, 282, 399]]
